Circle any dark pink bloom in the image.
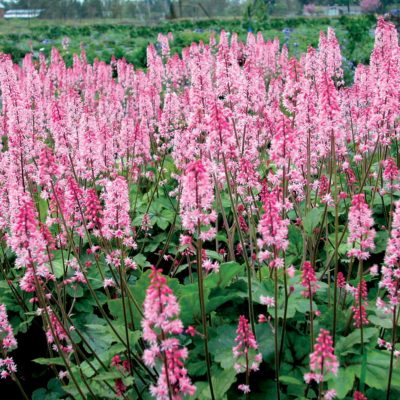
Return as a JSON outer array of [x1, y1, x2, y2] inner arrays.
[[301, 261, 320, 297], [305, 329, 338, 383]]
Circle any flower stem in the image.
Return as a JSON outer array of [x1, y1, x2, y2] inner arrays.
[[386, 305, 397, 400], [196, 229, 215, 400]]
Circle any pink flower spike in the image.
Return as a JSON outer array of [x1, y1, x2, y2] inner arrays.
[[306, 329, 339, 384], [233, 316, 262, 393], [142, 267, 195, 399]]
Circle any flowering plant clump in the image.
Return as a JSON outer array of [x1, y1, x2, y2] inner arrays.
[[304, 329, 339, 384], [0, 305, 18, 380], [0, 16, 400, 400], [232, 315, 262, 393], [142, 267, 196, 399]]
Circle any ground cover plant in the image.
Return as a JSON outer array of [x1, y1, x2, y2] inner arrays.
[[0, 15, 399, 400]]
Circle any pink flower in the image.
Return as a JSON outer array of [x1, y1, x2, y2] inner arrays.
[[142, 267, 183, 343], [260, 296, 275, 307], [203, 259, 219, 273], [101, 176, 131, 239], [301, 261, 319, 297], [287, 265, 296, 278], [351, 280, 369, 328], [0, 305, 17, 352], [185, 326, 197, 337], [0, 305, 18, 379], [369, 264, 379, 276], [258, 314, 268, 323], [180, 160, 216, 238], [238, 384, 251, 394], [305, 329, 339, 383], [353, 391, 367, 400], [324, 389, 337, 400], [84, 189, 103, 232], [384, 201, 400, 268], [103, 278, 115, 289], [142, 267, 195, 399], [347, 194, 375, 260], [233, 316, 262, 391], [258, 188, 289, 261], [337, 272, 346, 288]]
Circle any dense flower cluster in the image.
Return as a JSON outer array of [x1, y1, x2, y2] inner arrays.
[[347, 194, 376, 260], [301, 261, 320, 298], [351, 280, 369, 328], [142, 267, 195, 399], [180, 160, 216, 238], [0, 14, 398, 400], [232, 315, 262, 393], [0, 305, 17, 379], [304, 329, 339, 383]]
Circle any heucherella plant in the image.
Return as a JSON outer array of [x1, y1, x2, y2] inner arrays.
[[142, 267, 196, 400], [0, 14, 400, 400], [0, 304, 28, 399], [232, 315, 262, 395], [304, 329, 339, 399]]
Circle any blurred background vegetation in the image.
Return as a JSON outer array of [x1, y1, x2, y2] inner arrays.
[[3, 0, 400, 19], [0, 1, 397, 82]]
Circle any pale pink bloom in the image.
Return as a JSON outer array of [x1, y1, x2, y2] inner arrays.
[[101, 176, 131, 239], [370, 264, 379, 276], [180, 160, 216, 237], [233, 316, 262, 393], [238, 384, 251, 394], [258, 188, 289, 253], [141, 267, 195, 399], [287, 265, 296, 278], [103, 278, 115, 289], [260, 296, 275, 307], [347, 194, 376, 260], [203, 259, 219, 273], [324, 389, 337, 400]]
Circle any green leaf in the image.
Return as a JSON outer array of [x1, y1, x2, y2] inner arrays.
[[204, 261, 243, 290], [368, 309, 395, 329], [303, 207, 324, 236], [371, 230, 388, 254], [280, 375, 303, 385], [196, 367, 236, 399], [208, 325, 236, 370], [335, 328, 377, 356], [32, 378, 66, 400], [350, 350, 400, 390], [255, 323, 275, 361], [286, 225, 304, 265], [327, 367, 355, 399], [51, 250, 70, 278], [33, 357, 65, 366]]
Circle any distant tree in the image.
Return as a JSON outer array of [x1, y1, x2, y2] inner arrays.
[[103, 0, 124, 18], [304, 3, 316, 14], [81, 0, 104, 18], [245, 0, 272, 21], [360, 0, 381, 12]]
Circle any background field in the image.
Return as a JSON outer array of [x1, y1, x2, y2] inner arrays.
[[0, 15, 377, 81]]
